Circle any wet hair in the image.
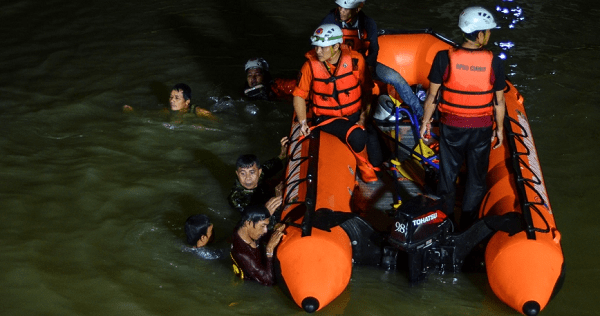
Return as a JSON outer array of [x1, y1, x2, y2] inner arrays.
[[238, 205, 270, 228], [236, 154, 260, 169], [185, 214, 211, 246], [172, 83, 192, 102]]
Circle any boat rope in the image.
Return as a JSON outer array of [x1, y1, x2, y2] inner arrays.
[[280, 120, 320, 237], [505, 115, 551, 239]]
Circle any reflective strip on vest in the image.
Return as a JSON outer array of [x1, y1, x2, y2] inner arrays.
[[439, 48, 494, 118], [307, 47, 362, 117]]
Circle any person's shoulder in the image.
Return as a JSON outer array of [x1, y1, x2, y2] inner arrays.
[[491, 53, 504, 64], [360, 11, 377, 24], [321, 9, 338, 24], [432, 49, 450, 65], [436, 49, 450, 58], [325, 9, 336, 18], [260, 157, 284, 176], [185, 246, 224, 260], [491, 53, 504, 69], [230, 177, 245, 190], [304, 49, 317, 59], [299, 57, 314, 76], [231, 230, 244, 249], [350, 49, 366, 61]]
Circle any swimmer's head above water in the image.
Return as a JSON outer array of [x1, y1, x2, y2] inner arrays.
[[237, 205, 271, 242], [235, 154, 262, 190], [185, 214, 213, 248], [245, 58, 269, 88], [170, 83, 192, 112]]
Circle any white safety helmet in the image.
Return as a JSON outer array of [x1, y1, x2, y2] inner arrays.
[[244, 57, 269, 72], [310, 24, 344, 47], [458, 6, 497, 34], [335, 0, 365, 9]]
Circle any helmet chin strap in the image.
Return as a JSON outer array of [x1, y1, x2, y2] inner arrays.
[[327, 46, 341, 64], [482, 31, 490, 47]]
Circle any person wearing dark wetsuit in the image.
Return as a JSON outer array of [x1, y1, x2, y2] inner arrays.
[[230, 205, 285, 285], [228, 137, 288, 213]]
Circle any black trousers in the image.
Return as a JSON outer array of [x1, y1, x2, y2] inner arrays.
[[314, 112, 383, 167], [437, 123, 493, 217]]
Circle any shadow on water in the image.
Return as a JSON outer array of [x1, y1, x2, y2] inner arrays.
[[162, 0, 315, 92], [149, 81, 172, 108], [193, 148, 235, 195]]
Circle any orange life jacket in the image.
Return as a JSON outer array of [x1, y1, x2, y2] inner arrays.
[[271, 78, 296, 98], [439, 48, 495, 118], [341, 28, 370, 55], [307, 46, 362, 117]]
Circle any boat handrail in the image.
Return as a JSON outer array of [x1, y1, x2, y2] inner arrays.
[[505, 114, 552, 239], [280, 123, 319, 237]]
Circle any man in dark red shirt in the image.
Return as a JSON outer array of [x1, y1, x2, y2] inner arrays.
[[230, 205, 285, 286]]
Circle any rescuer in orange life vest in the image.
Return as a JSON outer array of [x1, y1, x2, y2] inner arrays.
[[320, 0, 425, 118], [292, 24, 382, 182], [419, 6, 506, 230]]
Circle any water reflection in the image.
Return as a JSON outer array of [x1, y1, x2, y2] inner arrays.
[[495, 2, 523, 63]]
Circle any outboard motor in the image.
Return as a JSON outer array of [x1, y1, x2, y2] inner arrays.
[[388, 195, 455, 283], [388, 195, 522, 284]]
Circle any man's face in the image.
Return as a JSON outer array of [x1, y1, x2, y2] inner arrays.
[[315, 45, 336, 62], [247, 218, 270, 241], [246, 68, 264, 88], [196, 224, 213, 247], [338, 6, 358, 22], [236, 163, 262, 189], [170, 89, 190, 111]]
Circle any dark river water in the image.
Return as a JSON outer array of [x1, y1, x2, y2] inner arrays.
[[1, 0, 599, 315]]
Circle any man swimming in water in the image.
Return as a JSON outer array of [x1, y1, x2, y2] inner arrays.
[[228, 137, 288, 214], [183, 214, 223, 260], [185, 214, 214, 248], [230, 205, 285, 285], [123, 83, 216, 120], [243, 58, 296, 101]]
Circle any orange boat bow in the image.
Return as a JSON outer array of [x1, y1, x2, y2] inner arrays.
[[277, 125, 357, 312]]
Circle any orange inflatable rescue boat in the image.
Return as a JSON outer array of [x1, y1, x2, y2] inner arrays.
[[274, 30, 564, 316]]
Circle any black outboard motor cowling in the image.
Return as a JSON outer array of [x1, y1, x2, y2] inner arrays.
[[388, 195, 505, 283], [388, 195, 456, 283]]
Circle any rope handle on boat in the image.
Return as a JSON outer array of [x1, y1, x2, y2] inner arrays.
[[283, 116, 351, 206], [279, 121, 320, 234], [505, 115, 551, 238], [282, 122, 312, 205]]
